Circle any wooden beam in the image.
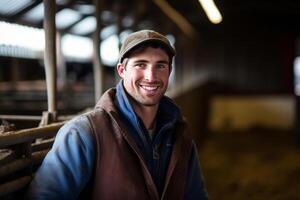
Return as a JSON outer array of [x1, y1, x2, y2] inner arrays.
[[10, 0, 43, 22], [153, 0, 197, 39]]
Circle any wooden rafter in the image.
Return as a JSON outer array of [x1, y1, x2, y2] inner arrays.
[[153, 0, 197, 39]]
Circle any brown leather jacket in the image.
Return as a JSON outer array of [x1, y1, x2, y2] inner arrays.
[[80, 89, 193, 200]]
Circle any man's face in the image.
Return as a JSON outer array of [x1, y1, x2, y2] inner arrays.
[[117, 47, 171, 108]]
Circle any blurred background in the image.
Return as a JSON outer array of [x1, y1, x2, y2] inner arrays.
[[0, 0, 300, 199]]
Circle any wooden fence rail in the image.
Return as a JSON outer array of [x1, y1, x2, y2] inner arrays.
[[0, 122, 64, 148], [0, 122, 65, 198]]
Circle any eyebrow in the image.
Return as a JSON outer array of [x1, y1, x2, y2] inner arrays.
[[132, 59, 148, 63], [157, 60, 169, 65], [132, 59, 169, 64]]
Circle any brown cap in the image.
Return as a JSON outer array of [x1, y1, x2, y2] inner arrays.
[[119, 30, 176, 63]]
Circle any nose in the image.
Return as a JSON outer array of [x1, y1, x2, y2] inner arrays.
[[144, 67, 156, 81]]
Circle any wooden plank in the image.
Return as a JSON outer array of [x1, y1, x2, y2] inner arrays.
[[32, 138, 54, 152], [0, 149, 49, 179], [0, 176, 31, 197], [0, 115, 42, 121], [0, 158, 31, 178], [0, 122, 64, 148]]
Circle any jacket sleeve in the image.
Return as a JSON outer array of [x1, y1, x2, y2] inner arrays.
[[183, 142, 209, 200], [27, 116, 95, 200]]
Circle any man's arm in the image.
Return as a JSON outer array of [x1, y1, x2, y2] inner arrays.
[[27, 116, 95, 200], [184, 142, 209, 200]]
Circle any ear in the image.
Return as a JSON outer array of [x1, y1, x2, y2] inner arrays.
[[117, 63, 125, 78]]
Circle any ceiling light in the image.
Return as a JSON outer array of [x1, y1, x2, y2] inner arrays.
[[198, 0, 222, 24]]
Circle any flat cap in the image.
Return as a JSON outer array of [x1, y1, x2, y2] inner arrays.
[[119, 30, 176, 63]]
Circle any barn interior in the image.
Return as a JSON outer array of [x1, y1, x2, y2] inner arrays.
[[0, 0, 300, 199]]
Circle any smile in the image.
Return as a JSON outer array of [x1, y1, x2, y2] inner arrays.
[[140, 85, 159, 91]]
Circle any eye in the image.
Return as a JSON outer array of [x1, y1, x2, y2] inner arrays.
[[156, 64, 168, 70], [135, 63, 146, 68]]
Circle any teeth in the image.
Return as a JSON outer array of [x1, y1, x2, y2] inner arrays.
[[141, 85, 158, 91]]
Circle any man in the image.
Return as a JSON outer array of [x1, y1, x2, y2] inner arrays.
[[27, 30, 208, 200]]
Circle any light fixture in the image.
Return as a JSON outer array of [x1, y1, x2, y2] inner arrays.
[[198, 0, 222, 24]]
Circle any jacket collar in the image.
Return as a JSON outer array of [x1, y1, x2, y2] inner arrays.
[[95, 88, 117, 113], [115, 81, 181, 139], [94, 81, 182, 143]]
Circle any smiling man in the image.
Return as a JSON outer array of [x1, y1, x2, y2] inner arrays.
[[27, 30, 208, 200]]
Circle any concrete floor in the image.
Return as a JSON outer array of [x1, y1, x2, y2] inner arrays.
[[199, 130, 300, 200]]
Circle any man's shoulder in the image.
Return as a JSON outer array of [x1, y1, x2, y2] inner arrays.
[[59, 113, 94, 136], [61, 108, 107, 132], [80, 107, 110, 122]]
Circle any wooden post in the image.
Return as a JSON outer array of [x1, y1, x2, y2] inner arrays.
[[11, 58, 20, 91], [41, 0, 57, 125], [295, 96, 300, 144], [115, 2, 123, 84], [92, 0, 104, 103], [56, 32, 67, 91]]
